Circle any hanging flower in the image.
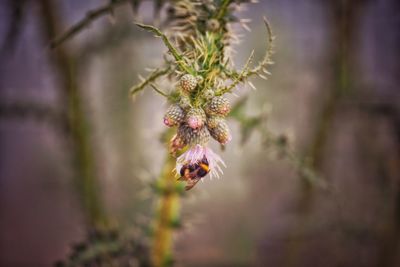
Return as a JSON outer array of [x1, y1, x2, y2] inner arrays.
[[163, 99, 230, 189], [130, 3, 274, 190], [175, 144, 226, 190], [176, 144, 226, 178]]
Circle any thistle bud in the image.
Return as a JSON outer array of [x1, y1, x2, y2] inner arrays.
[[179, 74, 198, 93], [178, 123, 210, 146], [206, 19, 220, 32], [186, 107, 206, 129], [196, 76, 204, 85], [202, 89, 215, 100], [179, 95, 192, 110], [204, 96, 231, 117], [206, 116, 223, 129], [163, 104, 185, 127], [209, 119, 232, 145], [169, 133, 187, 155]]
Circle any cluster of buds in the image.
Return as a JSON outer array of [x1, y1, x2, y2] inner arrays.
[[162, 74, 233, 187], [130, 1, 274, 190], [164, 74, 232, 151]]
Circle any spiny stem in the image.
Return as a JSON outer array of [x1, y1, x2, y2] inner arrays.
[[216, 0, 234, 20], [130, 66, 171, 96], [152, 143, 184, 267], [135, 23, 194, 75], [216, 17, 274, 95], [260, 128, 327, 189], [248, 17, 275, 75], [150, 83, 170, 98], [217, 50, 255, 95]]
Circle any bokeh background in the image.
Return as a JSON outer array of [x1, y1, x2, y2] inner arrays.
[[1, 0, 400, 266]]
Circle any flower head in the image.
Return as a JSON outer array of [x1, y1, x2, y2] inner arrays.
[[204, 96, 231, 117], [164, 104, 185, 127], [179, 74, 198, 93], [176, 144, 226, 180], [186, 107, 206, 129]]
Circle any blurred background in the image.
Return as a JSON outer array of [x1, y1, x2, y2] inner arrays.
[[1, 0, 400, 266]]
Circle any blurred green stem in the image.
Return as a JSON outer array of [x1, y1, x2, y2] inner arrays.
[[306, 0, 360, 170], [39, 0, 107, 227], [283, 1, 363, 266]]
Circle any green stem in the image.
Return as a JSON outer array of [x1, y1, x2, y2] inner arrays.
[[130, 66, 171, 96], [248, 17, 275, 75], [39, 0, 107, 227], [217, 50, 254, 95], [215, 0, 233, 20], [49, 0, 130, 48], [152, 131, 185, 267], [135, 23, 194, 74], [150, 83, 170, 98]]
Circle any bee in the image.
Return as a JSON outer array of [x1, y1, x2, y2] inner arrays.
[[178, 157, 210, 190]]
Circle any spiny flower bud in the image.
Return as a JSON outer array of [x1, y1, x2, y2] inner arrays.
[[204, 96, 231, 117], [209, 119, 232, 145], [179, 74, 198, 93], [186, 107, 206, 129], [206, 116, 224, 129], [202, 89, 215, 100], [206, 19, 220, 32], [178, 123, 210, 146], [179, 95, 192, 110], [196, 76, 204, 85], [164, 104, 185, 127], [169, 133, 187, 155]]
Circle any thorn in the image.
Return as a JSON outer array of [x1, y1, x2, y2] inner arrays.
[[241, 18, 252, 23], [263, 68, 272, 75], [258, 74, 268, 80], [248, 81, 257, 90], [241, 22, 252, 32]]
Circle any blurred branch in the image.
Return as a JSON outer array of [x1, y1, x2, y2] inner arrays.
[[0, 102, 68, 132], [1, 0, 27, 57], [39, 0, 108, 227], [229, 98, 326, 189], [49, 0, 130, 49], [281, 2, 365, 266], [55, 227, 151, 267], [306, 0, 362, 170], [261, 128, 326, 188]]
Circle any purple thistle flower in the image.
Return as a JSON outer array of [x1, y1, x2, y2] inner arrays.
[[176, 144, 226, 180]]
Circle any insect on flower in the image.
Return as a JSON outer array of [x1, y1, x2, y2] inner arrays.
[[175, 145, 226, 190], [178, 156, 210, 191]]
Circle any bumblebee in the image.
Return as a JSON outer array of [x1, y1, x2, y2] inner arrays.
[[178, 157, 210, 190]]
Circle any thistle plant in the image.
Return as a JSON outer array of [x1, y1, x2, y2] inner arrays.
[[130, 0, 274, 191], [50, 1, 281, 266]]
